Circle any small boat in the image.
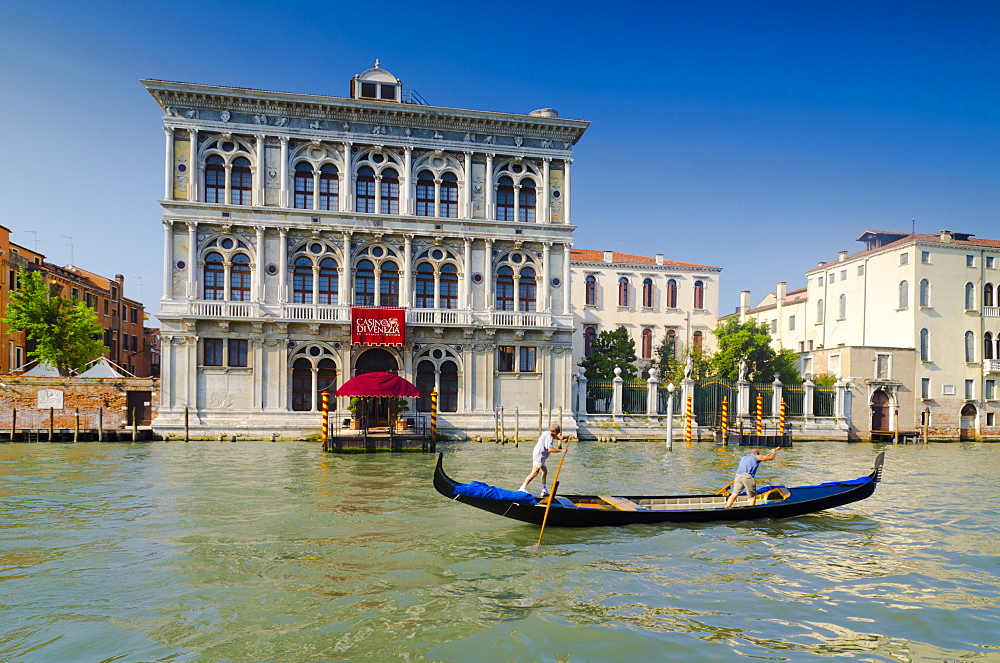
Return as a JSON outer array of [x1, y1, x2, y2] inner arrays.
[[433, 452, 885, 527]]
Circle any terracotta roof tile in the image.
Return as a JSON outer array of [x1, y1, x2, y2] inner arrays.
[[571, 249, 720, 270]]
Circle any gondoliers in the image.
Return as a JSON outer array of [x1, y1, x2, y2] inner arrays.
[[725, 448, 779, 508], [518, 425, 567, 497]]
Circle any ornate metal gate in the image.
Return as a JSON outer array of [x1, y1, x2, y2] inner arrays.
[[693, 379, 737, 427]]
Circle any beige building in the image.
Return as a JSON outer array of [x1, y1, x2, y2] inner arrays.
[[740, 229, 1000, 441], [570, 249, 721, 374]]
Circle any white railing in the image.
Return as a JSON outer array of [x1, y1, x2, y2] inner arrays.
[[406, 308, 473, 325], [489, 311, 551, 327], [984, 306, 1000, 318], [280, 304, 346, 321], [985, 359, 1000, 374], [189, 301, 260, 318]]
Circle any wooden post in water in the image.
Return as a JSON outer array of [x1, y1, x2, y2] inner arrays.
[[558, 406, 563, 431], [49, 407, 54, 441], [184, 407, 190, 442], [538, 403, 543, 437], [547, 407, 552, 430], [514, 407, 519, 447], [74, 408, 79, 443], [98, 407, 103, 442], [922, 406, 930, 444], [11, 408, 15, 441], [500, 406, 506, 444], [493, 408, 499, 442], [132, 414, 138, 442], [430, 389, 438, 446]]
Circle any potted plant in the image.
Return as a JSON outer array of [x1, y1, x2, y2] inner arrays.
[[390, 397, 410, 430], [347, 397, 365, 429]]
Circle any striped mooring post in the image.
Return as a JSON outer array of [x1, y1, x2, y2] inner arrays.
[[430, 389, 438, 444], [720, 397, 729, 444], [779, 399, 787, 436], [321, 391, 329, 443], [684, 395, 693, 445], [755, 394, 763, 436]]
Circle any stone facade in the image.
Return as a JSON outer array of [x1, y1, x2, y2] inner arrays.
[[740, 229, 1000, 440], [144, 64, 589, 439]]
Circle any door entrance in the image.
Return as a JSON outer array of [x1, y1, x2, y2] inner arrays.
[[870, 390, 889, 432], [126, 391, 152, 426], [354, 349, 399, 427], [960, 403, 977, 441]]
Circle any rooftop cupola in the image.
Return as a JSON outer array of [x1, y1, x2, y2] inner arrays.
[[350, 60, 402, 102]]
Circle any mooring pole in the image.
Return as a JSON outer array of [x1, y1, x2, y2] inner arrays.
[[74, 408, 79, 443], [98, 407, 104, 442], [184, 406, 189, 442], [500, 406, 505, 444], [49, 407, 54, 441], [538, 402, 543, 437], [321, 391, 329, 449], [132, 413, 138, 442], [515, 407, 520, 447], [665, 383, 675, 451], [11, 408, 15, 441], [430, 389, 438, 446]]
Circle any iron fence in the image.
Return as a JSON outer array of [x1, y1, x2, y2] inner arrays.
[[586, 382, 613, 414]]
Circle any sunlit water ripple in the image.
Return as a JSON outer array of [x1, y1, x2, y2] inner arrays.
[[0, 441, 998, 662]]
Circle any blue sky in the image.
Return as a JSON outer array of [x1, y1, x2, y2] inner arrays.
[[1, 1, 996, 318]]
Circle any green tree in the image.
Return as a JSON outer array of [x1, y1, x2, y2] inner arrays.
[[579, 326, 637, 381], [653, 335, 713, 382], [3, 269, 104, 376], [710, 317, 800, 383]]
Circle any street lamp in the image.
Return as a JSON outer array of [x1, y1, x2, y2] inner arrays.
[[665, 382, 675, 451]]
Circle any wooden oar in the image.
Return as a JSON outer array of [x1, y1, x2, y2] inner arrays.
[[716, 479, 735, 496], [533, 439, 571, 553]]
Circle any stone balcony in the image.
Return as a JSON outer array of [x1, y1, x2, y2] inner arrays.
[[984, 306, 999, 318], [160, 300, 561, 329], [984, 359, 1000, 375]]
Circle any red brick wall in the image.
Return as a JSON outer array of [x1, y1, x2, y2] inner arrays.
[[0, 377, 158, 430]]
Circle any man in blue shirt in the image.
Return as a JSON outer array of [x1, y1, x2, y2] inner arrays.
[[725, 448, 779, 508]]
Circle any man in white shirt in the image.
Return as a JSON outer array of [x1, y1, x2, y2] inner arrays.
[[517, 425, 567, 497]]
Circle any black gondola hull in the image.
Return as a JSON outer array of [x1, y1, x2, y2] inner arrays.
[[434, 452, 884, 527]]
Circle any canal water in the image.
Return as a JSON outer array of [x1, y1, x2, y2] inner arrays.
[[1, 440, 998, 662]]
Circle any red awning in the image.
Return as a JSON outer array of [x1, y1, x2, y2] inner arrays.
[[335, 372, 420, 398]]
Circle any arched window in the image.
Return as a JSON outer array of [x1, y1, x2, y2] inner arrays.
[[585, 275, 596, 306], [641, 328, 653, 359], [495, 266, 515, 310], [415, 262, 434, 308], [293, 256, 313, 304], [965, 282, 976, 310], [317, 359, 337, 402], [518, 179, 536, 223], [356, 166, 376, 213], [231, 157, 252, 205], [440, 172, 459, 218], [203, 252, 225, 300], [985, 283, 995, 308], [919, 279, 930, 307], [380, 168, 399, 214], [665, 329, 677, 358], [642, 278, 654, 308], [584, 327, 597, 358], [666, 279, 678, 309], [293, 162, 314, 209], [966, 331, 976, 363], [415, 170, 435, 216], [920, 328, 930, 361], [440, 263, 458, 309], [518, 267, 536, 312], [693, 331, 704, 354], [205, 155, 225, 204], [838, 293, 847, 320], [496, 176, 514, 221], [693, 280, 705, 309], [899, 280, 909, 310], [816, 299, 824, 323], [318, 258, 338, 305], [355, 259, 375, 305], [415, 360, 436, 412], [379, 261, 399, 307], [618, 277, 629, 307], [230, 253, 251, 301], [986, 332, 995, 360], [291, 357, 312, 411], [319, 164, 338, 211], [440, 360, 459, 412]]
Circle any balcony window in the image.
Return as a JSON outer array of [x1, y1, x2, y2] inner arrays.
[[415, 263, 434, 308], [203, 252, 225, 300], [293, 256, 313, 304], [230, 254, 252, 301], [294, 162, 314, 209], [440, 264, 458, 309], [318, 258, 338, 305], [318, 165, 339, 210]]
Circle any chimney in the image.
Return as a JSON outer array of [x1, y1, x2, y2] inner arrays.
[[655, 253, 664, 265], [739, 290, 751, 321], [939, 229, 953, 243], [838, 251, 848, 262], [817, 261, 825, 267], [603, 250, 614, 263], [776, 282, 787, 303]]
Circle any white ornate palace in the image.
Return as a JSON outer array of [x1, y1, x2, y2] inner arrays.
[[144, 63, 589, 438]]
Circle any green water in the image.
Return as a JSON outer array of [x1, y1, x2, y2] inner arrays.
[[0, 441, 998, 662]]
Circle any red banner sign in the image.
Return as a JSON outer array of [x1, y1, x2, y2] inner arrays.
[[351, 307, 405, 346]]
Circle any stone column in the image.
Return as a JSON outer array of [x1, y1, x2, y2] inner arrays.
[[772, 374, 783, 429], [646, 367, 659, 416], [463, 151, 473, 219], [164, 127, 174, 200], [542, 157, 551, 224], [163, 220, 174, 300], [485, 153, 494, 219], [562, 244, 571, 314], [341, 142, 353, 211], [312, 170, 321, 211], [462, 237, 472, 309], [484, 238, 494, 311], [402, 147, 413, 215], [542, 242, 551, 313], [224, 163, 233, 205], [255, 133, 265, 205], [187, 222, 198, 299], [612, 367, 624, 417], [342, 232, 353, 306], [402, 234, 413, 307], [835, 378, 847, 425], [576, 366, 588, 415], [803, 378, 815, 422], [563, 158, 572, 224], [737, 377, 751, 418], [188, 128, 198, 201], [255, 226, 265, 302], [278, 228, 288, 303], [279, 136, 289, 208], [433, 177, 442, 218]]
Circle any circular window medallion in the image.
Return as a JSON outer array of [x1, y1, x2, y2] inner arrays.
[[177, 164, 187, 173], [431, 249, 444, 260], [512, 164, 523, 174], [552, 190, 561, 198], [310, 243, 323, 254], [176, 260, 186, 270], [266, 263, 278, 275], [221, 238, 234, 249], [432, 349, 443, 359], [309, 346, 321, 357], [372, 153, 384, 164], [222, 141, 235, 152], [551, 277, 562, 287], [372, 246, 384, 257], [512, 253, 523, 264], [333, 342, 341, 350], [472, 273, 483, 284]]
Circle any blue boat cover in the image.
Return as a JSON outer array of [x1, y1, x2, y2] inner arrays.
[[795, 476, 872, 489], [453, 481, 538, 504]]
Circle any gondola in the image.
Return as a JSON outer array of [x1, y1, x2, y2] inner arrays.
[[433, 451, 884, 527]]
